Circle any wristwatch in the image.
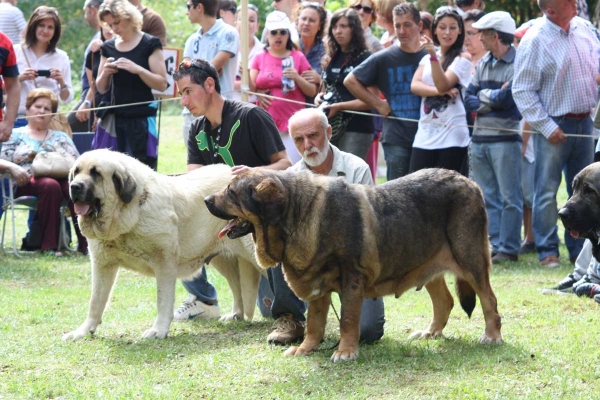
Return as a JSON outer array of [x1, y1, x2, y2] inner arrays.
[[83, 100, 91, 107]]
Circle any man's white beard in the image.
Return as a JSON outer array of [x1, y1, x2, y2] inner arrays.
[[303, 143, 330, 167]]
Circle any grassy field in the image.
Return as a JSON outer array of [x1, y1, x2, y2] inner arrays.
[[1, 117, 599, 398]]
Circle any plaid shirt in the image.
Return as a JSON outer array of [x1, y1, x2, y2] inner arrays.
[[513, 16, 600, 137]]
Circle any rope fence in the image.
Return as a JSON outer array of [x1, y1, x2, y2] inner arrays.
[[14, 90, 599, 139]]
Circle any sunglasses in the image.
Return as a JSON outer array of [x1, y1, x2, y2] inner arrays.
[[186, 3, 194, 10], [269, 29, 289, 36], [274, 0, 283, 2], [223, 7, 237, 13], [178, 59, 214, 76], [352, 4, 374, 14]]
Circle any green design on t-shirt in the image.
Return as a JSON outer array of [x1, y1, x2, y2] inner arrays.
[[195, 120, 241, 166]]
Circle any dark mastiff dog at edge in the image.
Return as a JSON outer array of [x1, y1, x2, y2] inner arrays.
[[559, 163, 600, 259], [205, 167, 503, 362]]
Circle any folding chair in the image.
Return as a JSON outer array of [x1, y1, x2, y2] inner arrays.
[[1, 174, 73, 257]]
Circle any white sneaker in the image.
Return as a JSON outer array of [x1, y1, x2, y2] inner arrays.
[[173, 294, 220, 321]]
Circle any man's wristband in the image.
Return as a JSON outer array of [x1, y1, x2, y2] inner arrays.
[[430, 55, 439, 62]]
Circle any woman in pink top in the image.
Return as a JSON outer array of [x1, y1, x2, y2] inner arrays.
[[250, 11, 316, 163]]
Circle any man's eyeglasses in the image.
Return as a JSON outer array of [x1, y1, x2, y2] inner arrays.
[[351, 4, 374, 14], [465, 30, 480, 37], [270, 29, 289, 36]]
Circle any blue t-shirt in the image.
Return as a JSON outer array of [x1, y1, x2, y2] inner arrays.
[[351, 45, 427, 148], [184, 19, 239, 102]]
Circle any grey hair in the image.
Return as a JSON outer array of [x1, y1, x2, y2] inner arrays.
[[289, 108, 330, 134]]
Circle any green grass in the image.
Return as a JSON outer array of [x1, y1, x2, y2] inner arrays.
[[2, 118, 599, 398]]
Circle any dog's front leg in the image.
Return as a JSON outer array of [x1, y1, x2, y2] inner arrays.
[[331, 272, 365, 362], [284, 292, 331, 357], [63, 261, 119, 341], [142, 264, 177, 339]]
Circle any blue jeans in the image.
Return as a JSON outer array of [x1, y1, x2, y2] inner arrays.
[[257, 265, 385, 343], [533, 116, 593, 261], [382, 143, 411, 181], [181, 266, 218, 304], [470, 141, 523, 256]]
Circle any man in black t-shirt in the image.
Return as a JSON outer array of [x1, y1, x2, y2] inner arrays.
[[344, 2, 427, 181], [172, 59, 291, 321]]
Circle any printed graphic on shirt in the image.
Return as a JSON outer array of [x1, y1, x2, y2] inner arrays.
[[423, 95, 452, 119], [195, 120, 241, 166], [387, 65, 421, 119]]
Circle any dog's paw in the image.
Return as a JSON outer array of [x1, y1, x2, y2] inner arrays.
[[283, 346, 312, 357], [219, 313, 242, 322], [478, 333, 503, 344], [62, 329, 87, 341], [141, 328, 168, 339], [408, 330, 444, 340], [330, 349, 358, 363]]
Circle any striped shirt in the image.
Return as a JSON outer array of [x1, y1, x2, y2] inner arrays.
[[0, 3, 26, 44], [513, 16, 600, 137]]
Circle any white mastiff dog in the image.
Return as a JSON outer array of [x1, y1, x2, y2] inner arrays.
[[63, 150, 263, 340]]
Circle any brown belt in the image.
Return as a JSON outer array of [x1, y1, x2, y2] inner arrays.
[[564, 112, 591, 119]]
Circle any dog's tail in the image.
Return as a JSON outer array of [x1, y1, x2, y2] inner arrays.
[[455, 278, 476, 318]]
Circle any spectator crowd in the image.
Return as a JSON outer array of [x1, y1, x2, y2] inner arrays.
[[2, 0, 600, 345]]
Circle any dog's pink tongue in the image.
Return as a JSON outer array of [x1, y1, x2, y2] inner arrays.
[[570, 230, 580, 239], [74, 202, 91, 216], [218, 220, 237, 239]]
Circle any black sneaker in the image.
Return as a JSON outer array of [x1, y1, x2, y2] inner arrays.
[[541, 273, 578, 295], [572, 275, 591, 289], [575, 283, 600, 298]]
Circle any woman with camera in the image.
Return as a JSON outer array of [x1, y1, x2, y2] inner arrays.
[[14, 6, 72, 130], [316, 8, 375, 161]]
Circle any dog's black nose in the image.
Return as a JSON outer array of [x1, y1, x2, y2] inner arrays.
[[204, 196, 214, 207], [70, 182, 83, 195], [558, 207, 569, 219]]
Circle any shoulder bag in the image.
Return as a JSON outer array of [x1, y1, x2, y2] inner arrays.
[[30, 131, 76, 179]]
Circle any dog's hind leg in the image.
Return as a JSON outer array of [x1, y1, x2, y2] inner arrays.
[[210, 255, 244, 321], [63, 262, 119, 341], [409, 275, 454, 340]]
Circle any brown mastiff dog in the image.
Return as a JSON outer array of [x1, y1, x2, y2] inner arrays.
[[205, 168, 503, 362], [559, 163, 600, 259]]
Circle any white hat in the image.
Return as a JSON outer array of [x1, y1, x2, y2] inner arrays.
[[265, 11, 291, 31], [472, 11, 516, 35]]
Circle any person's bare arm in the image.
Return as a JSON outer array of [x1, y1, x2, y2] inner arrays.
[[211, 51, 233, 76], [344, 73, 388, 115], [0, 76, 20, 142], [231, 150, 292, 175]]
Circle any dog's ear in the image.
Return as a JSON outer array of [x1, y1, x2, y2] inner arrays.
[[252, 177, 285, 226], [112, 167, 137, 204]]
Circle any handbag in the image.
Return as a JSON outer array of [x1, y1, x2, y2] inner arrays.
[[30, 132, 76, 179]]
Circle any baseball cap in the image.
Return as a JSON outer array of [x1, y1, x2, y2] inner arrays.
[[472, 11, 516, 35], [265, 11, 291, 31]]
